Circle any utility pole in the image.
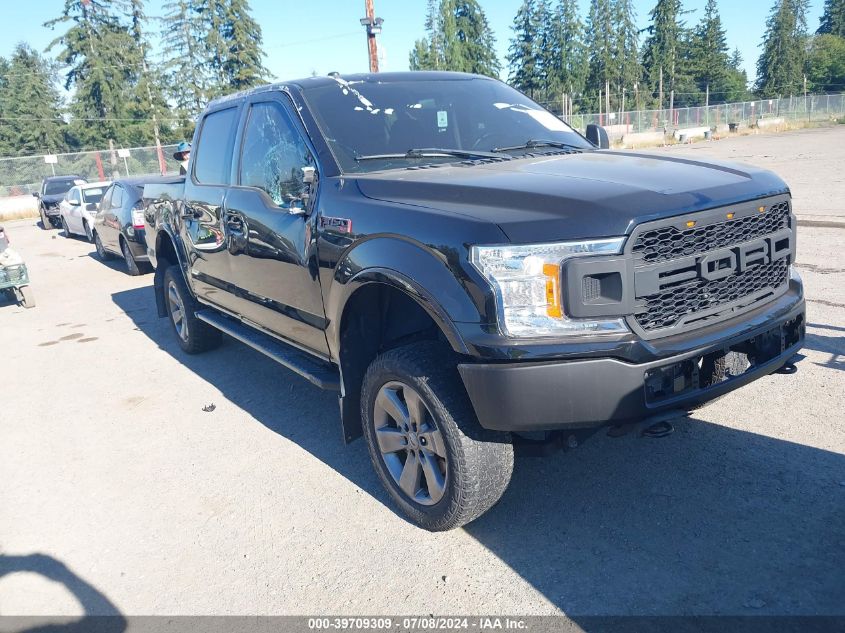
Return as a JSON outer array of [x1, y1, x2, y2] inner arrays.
[[705, 83, 709, 127], [659, 66, 663, 110], [605, 80, 610, 121], [361, 0, 384, 73]]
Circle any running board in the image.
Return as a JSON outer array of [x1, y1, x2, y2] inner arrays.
[[195, 309, 340, 391]]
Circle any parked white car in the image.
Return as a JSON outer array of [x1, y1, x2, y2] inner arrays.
[[59, 181, 110, 242]]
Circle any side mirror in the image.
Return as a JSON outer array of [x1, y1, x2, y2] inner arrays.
[[301, 166, 316, 185], [586, 124, 610, 149], [32, 192, 39, 198], [69, 199, 80, 206]]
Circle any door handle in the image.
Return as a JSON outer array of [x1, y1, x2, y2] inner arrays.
[[224, 212, 248, 255]]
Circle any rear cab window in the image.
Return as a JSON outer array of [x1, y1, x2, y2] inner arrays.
[[193, 107, 240, 185]]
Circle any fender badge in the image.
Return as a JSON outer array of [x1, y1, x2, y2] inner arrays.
[[320, 216, 353, 234]]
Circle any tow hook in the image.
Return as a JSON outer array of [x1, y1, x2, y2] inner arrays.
[[513, 429, 597, 457], [775, 361, 798, 375]]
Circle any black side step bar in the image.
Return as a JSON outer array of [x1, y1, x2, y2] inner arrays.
[[195, 309, 340, 391]]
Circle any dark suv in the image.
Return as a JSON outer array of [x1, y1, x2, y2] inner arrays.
[[34, 175, 86, 229], [144, 72, 805, 530]]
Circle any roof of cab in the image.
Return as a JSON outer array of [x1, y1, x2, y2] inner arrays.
[[206, 71, 493, 109]]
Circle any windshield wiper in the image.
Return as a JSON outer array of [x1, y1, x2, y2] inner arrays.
[[356, 147, 505, 161], [491, 139, 582, 153]]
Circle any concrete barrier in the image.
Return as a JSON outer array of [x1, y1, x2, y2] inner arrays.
[[621, 131, 666, 147], [673, 126, 711, 141], [756, 117, 786, 129]]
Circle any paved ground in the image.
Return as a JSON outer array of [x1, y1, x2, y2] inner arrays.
[[1, 129, 843, 620], [653, 124, 845, 226]]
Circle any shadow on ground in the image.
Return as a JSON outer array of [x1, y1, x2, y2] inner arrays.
[[804, 321, 845, 373], [0, 553, 125, 632], [112, 286, 845, 616]]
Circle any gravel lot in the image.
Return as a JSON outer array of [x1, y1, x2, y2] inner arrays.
[[1, 128, 843, 621]]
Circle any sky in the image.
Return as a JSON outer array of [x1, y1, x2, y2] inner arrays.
[[0, 0, 826, 89]]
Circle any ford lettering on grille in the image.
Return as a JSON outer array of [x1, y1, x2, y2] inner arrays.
[[628, 198, 794, 337]]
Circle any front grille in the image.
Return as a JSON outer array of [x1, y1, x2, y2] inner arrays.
[[632, 201, 790, 264], [0, 265, 25, 284], [628, 198, 794, 337], [636, 259, 789, 331]]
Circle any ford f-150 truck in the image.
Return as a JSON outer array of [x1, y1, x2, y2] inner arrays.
[[143, 72, 805, 531]]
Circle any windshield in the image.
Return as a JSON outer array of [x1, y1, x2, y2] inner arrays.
[[302, 76, 592, 173], [82, 188, 104, 204], [44, 178, 80, 195]]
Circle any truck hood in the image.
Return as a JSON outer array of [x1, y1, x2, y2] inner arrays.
[[354, 151, 789, 243]]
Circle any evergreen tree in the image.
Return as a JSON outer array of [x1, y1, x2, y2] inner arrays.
[[723, 47, 751, 102], [641, 0, 687, 108], [818, 0, 845, 36], [755, 0, 809, 97], [585, 0, 615, 109], [123, 0, 175, 146], [613, 0, 641, 108], [543, 0, 588, 106], [45, 0, 138, 147], [409, 0, 500, 77], [805, 33, 845, 91], [688, 0, 730, 100], [161, 0, 211, 127], [0, 44, 68, 156], [507, 0, 543, 96], [201, 0, 271, 96]]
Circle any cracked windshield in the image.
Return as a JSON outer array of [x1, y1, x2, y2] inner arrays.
[[303, 77, 592, 172]]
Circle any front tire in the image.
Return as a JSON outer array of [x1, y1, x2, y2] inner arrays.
[[163, 265, 221, 354], [94, 232, 113, 261], [83, 221, 93, 243], [61, 216, 71, 238], [39, 207, 52, 230], [361, 343, 514, 531], [17, 285, 35, 308]]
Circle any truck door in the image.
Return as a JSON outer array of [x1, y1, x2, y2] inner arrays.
[[221, 96, 330, 357], [181, 105, 242, 314]]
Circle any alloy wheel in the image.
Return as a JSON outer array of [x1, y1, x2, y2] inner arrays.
[[167, 280, 189, 342], [372, 381, 448, 506]]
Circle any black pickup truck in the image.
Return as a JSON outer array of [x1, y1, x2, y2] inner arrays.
[[144, 71, 804, 531]]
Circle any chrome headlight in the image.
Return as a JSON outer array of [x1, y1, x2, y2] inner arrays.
[[470, 238, 629, 338]]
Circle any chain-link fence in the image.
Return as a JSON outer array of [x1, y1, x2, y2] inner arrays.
[[565, 93, 845, 139], [0, 144, 180, 198], [2, 93, 844, 197]]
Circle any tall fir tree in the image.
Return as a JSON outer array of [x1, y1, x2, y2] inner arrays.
[[45, 0, 137, 147], [688, 0, 730, 102], [817, 0, 845, 36], [722, 47, 751, 102], [542, 0, 588, 106], [409, 0, 500, 76], [0, 44, 68, 156], [123, 0, 175, 146], [161, 0, 211, 130], [585, 0, 615, 109], [613, 0, 641, 108], [641, 0, 687, 108], [507, 0, 543, 97], [755, 0, 809, 97], [201, 0, 271, 96]]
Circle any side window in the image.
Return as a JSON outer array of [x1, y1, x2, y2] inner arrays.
[[71, 189, 81, 204], [99, 187, 113, 210], [194, 107, 239, 185], [239, 101, 314, 208], [111, 185, 124, 209]]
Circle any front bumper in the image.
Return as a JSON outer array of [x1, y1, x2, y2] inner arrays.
[[459, 291, 805, 432]]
